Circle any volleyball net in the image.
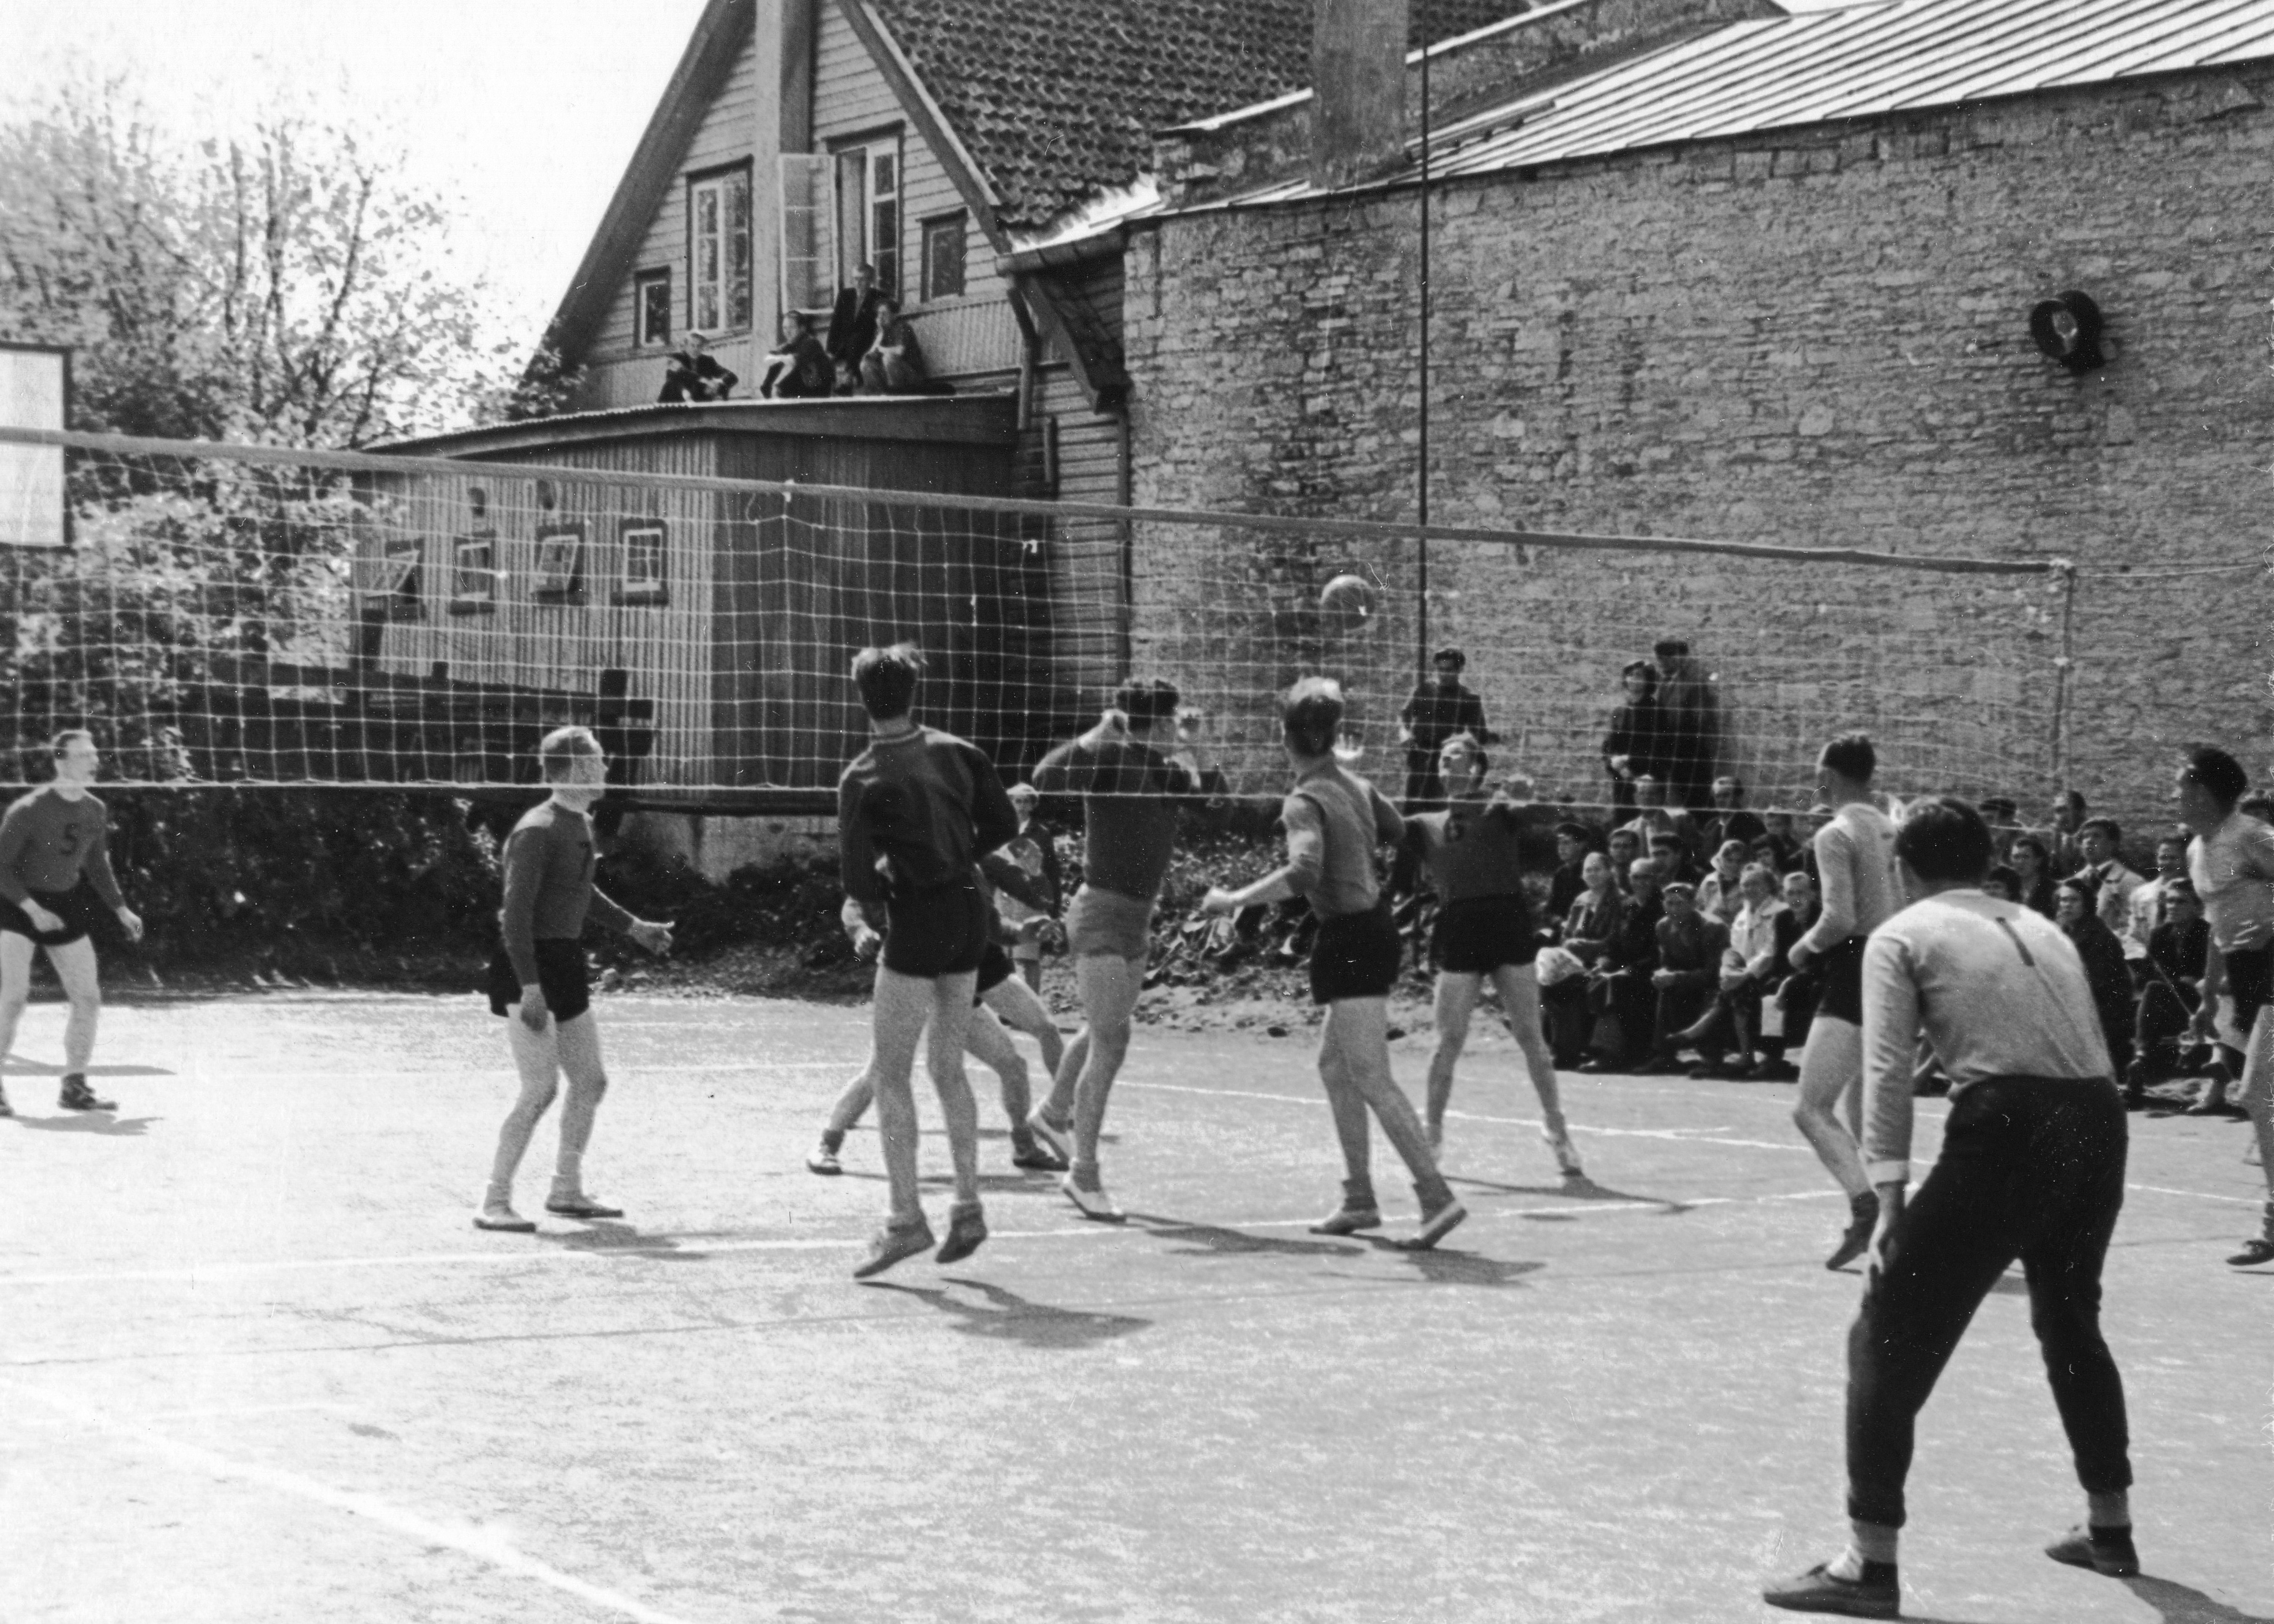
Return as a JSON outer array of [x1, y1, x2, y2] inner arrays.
[[0, 425, 2070, 815]]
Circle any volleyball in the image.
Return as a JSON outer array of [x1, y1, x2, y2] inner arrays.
[[1320, 572, 1378, 631]]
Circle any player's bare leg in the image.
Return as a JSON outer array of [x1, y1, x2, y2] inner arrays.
[[1493, 963, 1582, 1180], [1794, 1016, 1876, 1268], [48, 938, 110, 1110]]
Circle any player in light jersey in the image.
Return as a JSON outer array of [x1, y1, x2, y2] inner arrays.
[[0, 730, 144, 1117], [1203, 678, 1465, 1249], [1405, 733, 1582, 1180], [476, 727, 674, 1231], [2172, 747, 2274, 1267], [1788, 733, 1901, 1271]]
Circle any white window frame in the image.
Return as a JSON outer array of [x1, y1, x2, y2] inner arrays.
[[919, 211, 967, 304], [687, 166, 753, 335], [833, 133, 903, 302], [778, 155, 834, 316]]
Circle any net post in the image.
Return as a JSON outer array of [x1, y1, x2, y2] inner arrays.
[[2049, 558, 2079, 807]]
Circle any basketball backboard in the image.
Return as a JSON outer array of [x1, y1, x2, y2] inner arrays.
[[0, 342, 68, 548]]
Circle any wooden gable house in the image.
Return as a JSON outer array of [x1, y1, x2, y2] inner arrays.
[[363, 0, 1527, 807]]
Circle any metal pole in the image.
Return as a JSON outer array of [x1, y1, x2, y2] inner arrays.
[[1416, 3, 1431, 679], [2050, 560, 2078, 804]]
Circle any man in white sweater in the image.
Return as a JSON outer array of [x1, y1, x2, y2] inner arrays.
[[1787, 733, 1901, 1270], [1764, 796, 2133, 1619]]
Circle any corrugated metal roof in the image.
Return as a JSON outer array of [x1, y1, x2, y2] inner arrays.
[[1185, 0, 2274, 211]]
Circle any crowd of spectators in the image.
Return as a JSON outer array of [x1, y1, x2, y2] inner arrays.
[[1524, 769, 2262, 1121]]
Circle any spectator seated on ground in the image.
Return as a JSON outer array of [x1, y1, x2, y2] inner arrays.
[[1579, 860, 1665, 1073], [1977, 795, 2021, 869], [2133, 878, 2209, 1098], [758, 313, 832, 399], [1981, 864, 2021, 903], [1695, 839, 1749, 924], [1642, 881, 1726, 1074], [1683, 862, 1788, 1078], [1754, 807, 1807, 874], [1544, 822, 1597, 938], [2057, 875, 2136, 1087], [1648, 829, 1698, 888], [2072, 815, 2145, 955], [2009, 832, 2057, 916], [1605, 828, 1642, 893], [658, 331, 737, 403], [1742, 869, 1820, 1081], [1620, 774, 1698, 861], [1543, 851, 1628, 1067], [2125, 832, 2192, 970], [1698, 775, 1766, 857], [859, 299, 948, 395]]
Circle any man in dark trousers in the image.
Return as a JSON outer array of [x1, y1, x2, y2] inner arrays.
[[1765, 796, 2136, 1619], [1398, 647, 1491, 811], [658, 332, 737, 402], [827, 261, 887, 374]]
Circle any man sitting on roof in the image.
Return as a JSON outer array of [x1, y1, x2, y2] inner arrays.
[[659, 332, 737, 403]]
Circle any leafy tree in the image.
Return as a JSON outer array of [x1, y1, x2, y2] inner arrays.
[[0, 83, 526, 448]]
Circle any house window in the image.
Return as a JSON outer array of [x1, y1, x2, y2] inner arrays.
[[615, 517, 668, 606], [635, 270, 672, 347], [835, 135, 902, 300], [921, 213, 966, 302], [688, 168, 752, 334], [369, 541, 423, 622], [533, 522, 586, 604]]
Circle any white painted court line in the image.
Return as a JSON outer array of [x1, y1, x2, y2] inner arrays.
[[1118, 1077, 1811, 1151], [0, 1377, 704, 1624]]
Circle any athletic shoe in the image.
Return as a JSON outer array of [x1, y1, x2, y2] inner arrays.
[[1025, 1111, 1073, 1165], [1399, 1195, 1468, 1251], [58, 1075, 114, 1112], [473, 1206, 537, 1233], [805, 1139, 843, 1176], [1545, 1131, 1585, 1181], [1060, 1173, 1124, 1223], [1754, 1059, 1800, 1082], [1825, 1192, 1880, 1271], [544, 1195, 624, 1219], [1308, 1203, 1384, 1236], [2043, 1524, 2139, 1577], [2186, 1096, 2242, 1117], [1762, 1561, 1899, 1618], [2227, 1237, 2274, 1267], [853, 1216, 936, 1279], [935, 1201, 987, 1264], [1009, 1135, 1067, 1173]]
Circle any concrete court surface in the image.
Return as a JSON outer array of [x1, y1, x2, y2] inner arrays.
[[0, 992, 2266, 1624]]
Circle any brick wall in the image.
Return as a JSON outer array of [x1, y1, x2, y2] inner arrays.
[[1123, 67, 2274, 832]]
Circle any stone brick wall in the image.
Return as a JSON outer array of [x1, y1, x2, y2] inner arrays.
[[1123, 66, 2274, 833]]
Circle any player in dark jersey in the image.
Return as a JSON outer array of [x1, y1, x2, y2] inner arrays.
[[0, 729, 144, 1117], [808, 890, 1067, 1176], [1406, 734, 1583, 1180], [1027, 679, 1217, 1220], [475, 727, 673, 1232], [837, 644, 1021, 1277]]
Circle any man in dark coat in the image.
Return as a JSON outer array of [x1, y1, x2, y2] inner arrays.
[[827, 262, 887, 371], [1399, 647, 1491, 811]]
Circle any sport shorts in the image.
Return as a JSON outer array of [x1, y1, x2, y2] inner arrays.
[[1067, 884, 1154, 962], [1311, 902, 1403, 1005], [2226, 942, 2274, 1036], [1815, 936, 1868, 1026], [487, 937, 593, 1024], [0, 887, 94, 950], [1431, 894, 1537, 976], [975, 940, 1015, 1000], [882, 879, 991, 979]]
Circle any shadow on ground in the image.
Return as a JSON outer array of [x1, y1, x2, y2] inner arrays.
[[872, 1278, 1151, 1349]]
